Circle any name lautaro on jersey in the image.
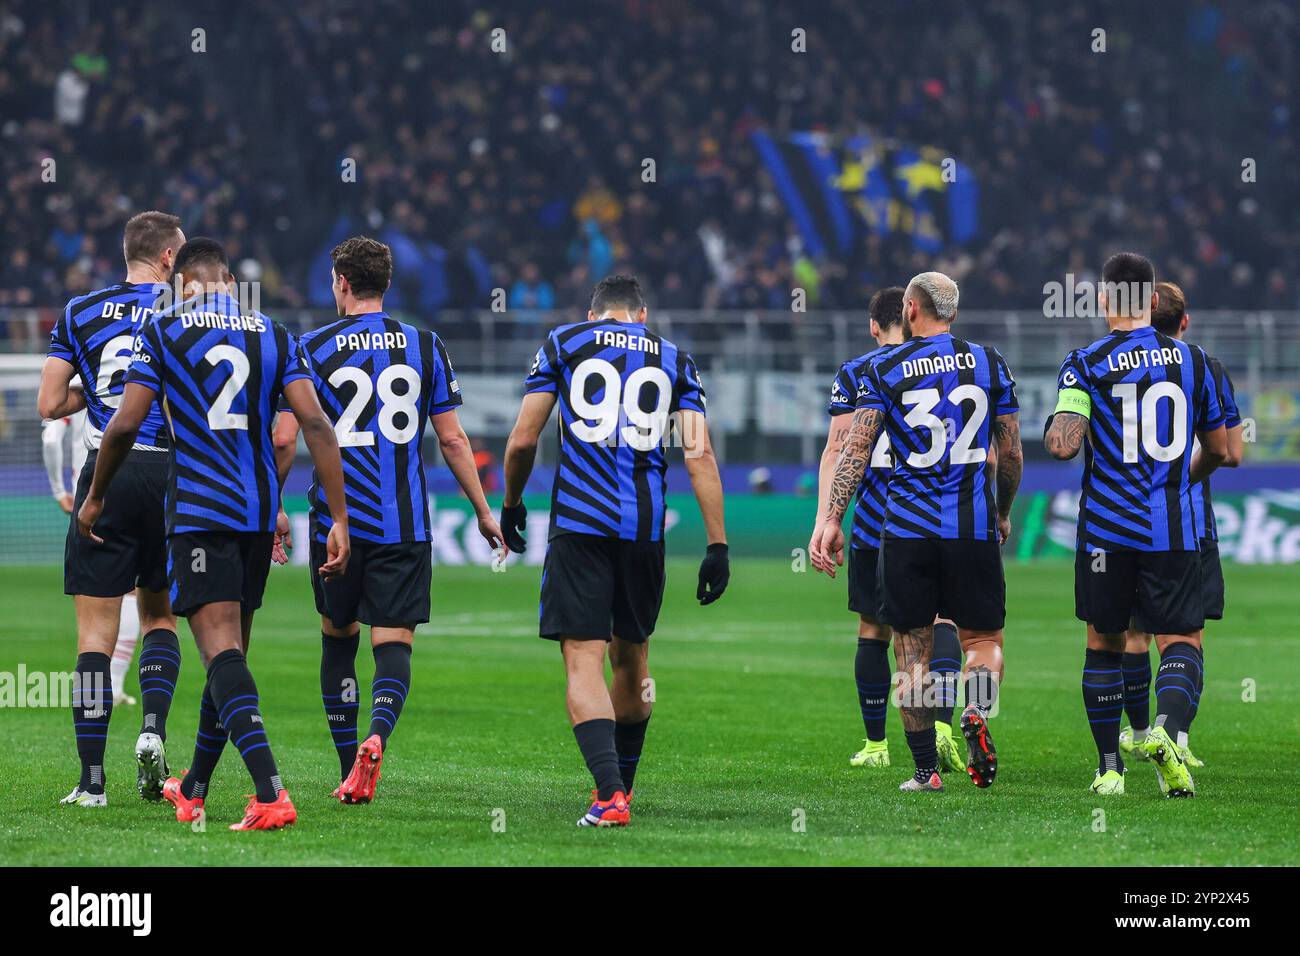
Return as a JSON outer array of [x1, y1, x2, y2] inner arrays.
[[1106, 345, 1185, 372]]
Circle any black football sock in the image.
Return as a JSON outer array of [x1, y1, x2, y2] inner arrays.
[[207, 649, 282, 804], [1083, 648, 1124, 774], [181, 678, 227, 801], [321, 632, 360, 777], [72, 652, 113, 794], [573, 718, 623, 801], [368, 641, 411, 748], [615, 714, 651, 793], [1153, 644, 1202, 741], [964, 666, 999, 716], [931, 623, 962, 726], [1181, 650, 1205, 746], [1121, 651, 1151, 734], [904, 728, 939, 775], [854, 638, 891, 742], [137, 628, 181, 742]]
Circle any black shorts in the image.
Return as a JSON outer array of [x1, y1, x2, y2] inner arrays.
[[1200, 539, 1225, 621], [539, 533, 666, 643], [847, 546, 882, 620], [878, 536, 1006, 631], [1075, 548, 1203, 636], [311, 533, 432, 628], [1130, 540, 1224, 631], [65, 448, 169, 597], [167, 531, 274, 617]]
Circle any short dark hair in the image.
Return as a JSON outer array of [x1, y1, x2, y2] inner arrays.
[[1151, 281, 1187, 337], [172, 237, 229, 277], [122, 211, 182, 265], [1101, 252, 1155, 289], [590, 274, 645, 315], [869, 286, 905, 331], [331, 236, 393, 298]]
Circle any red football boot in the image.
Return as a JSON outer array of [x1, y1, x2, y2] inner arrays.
[[337, 734, 384, 804], [162, 774, 204, 823], [960, 704, 999, 789], [578, 790, 630, 827], [229, 789, 297, 831]]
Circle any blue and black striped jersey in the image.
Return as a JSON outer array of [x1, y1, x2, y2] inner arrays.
[[524, 319, 706, 542], [126, 290, 309, 535], [1190, 355, 1241, 543], [48, 282, 171, 449], [296, 312, 462, 545], [857, 332, 1018, 541], [828, 345, 898, 550], [1055, 326, 1225, 553]]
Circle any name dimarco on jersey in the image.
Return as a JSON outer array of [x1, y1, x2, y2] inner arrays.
[[901, 352, 976, 378], [1105, 346, 1185, 372], [593, 329, 660, 354], [335, 330, 408, 351]]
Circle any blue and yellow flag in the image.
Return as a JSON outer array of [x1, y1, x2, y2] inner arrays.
[[752, 130, 978, 256]]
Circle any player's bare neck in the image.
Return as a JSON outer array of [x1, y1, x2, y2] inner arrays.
[[908, 318, 952, 340], [1107, 315, 1151, 333], [346, 297, 385, 317], [124, 261, 168, 285], [591, 310, 642, 324]]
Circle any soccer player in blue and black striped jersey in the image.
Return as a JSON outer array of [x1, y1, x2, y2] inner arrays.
[[500, 275, 729, 827], [38, 211, 186, 808], [810, 287, 969, 774], [273, 237, 504, 803], [814, 272, 1023, 794], [1115, 281, 1244, 775], [79, 238, 352, 831], [1045, 254, 1229, 798]]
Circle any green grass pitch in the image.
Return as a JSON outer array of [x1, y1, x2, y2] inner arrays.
[[0, 559, 1295, 866]]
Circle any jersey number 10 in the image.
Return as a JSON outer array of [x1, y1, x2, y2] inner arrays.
[[1114, 381, 1188, 463]]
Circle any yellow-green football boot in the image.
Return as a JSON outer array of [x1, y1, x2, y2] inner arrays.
[[850, 739, 890, 768], [1118, 726, 1150, 762], [1178, 743, 1205, 768], [1090, 769, 1126, 795], [1143, 726, 1194, 797], [935, 721, 965, 773]]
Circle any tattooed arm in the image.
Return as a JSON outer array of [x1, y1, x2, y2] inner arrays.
[[826, 407, 883, 525], [1044, 411, 1088, 461], [811, 407, 883, 576], [992, 412, 1023, 543]]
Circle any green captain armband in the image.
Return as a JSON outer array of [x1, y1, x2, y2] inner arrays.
[[1054, 388, 1091, 419]]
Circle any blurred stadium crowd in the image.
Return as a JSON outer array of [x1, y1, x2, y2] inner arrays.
[[1, 0, 1297, 317]]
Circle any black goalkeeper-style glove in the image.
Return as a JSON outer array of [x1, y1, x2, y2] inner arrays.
[[501, 502, 528, 553], [696, 543, 730, 605]]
